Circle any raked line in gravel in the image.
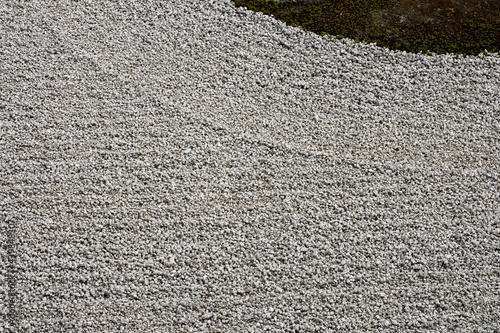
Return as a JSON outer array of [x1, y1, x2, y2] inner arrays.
[[0, 0, 499, 332]]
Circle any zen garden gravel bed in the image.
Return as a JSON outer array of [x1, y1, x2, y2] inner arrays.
[[1, 0, 499, 331]]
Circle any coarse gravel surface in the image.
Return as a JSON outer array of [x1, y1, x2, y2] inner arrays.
[[1, 0, 499, 332]]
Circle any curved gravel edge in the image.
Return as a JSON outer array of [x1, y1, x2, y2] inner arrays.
[[1, 0, 499, 332]]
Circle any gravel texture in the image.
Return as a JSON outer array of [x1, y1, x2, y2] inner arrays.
[[1, 0, 499, 332]]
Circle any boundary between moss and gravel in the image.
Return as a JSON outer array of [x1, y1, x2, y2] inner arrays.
[[232, 0, 500, 57]]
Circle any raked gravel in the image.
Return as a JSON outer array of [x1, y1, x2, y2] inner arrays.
[[1, 0, 499, 332]]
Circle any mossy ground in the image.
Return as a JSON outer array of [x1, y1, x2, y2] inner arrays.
[[232, 0, 500, 56]]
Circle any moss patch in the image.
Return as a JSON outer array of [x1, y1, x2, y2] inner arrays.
[[232, 0, 500, 56]]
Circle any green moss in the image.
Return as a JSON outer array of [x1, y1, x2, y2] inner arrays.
[[232, 0, 500, 57]]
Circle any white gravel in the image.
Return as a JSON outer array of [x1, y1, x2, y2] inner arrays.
[[1, 0, 499, 332]]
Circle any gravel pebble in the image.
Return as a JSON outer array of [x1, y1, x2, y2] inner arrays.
[[1, 0, 499, 332]]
